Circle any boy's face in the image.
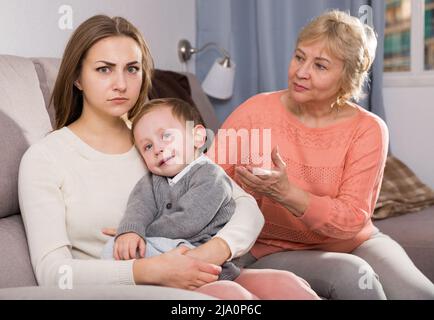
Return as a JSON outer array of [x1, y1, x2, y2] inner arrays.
[[133, 106, 203, 177]]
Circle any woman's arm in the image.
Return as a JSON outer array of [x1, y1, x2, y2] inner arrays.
[[234, 146, 309, 217], [19, 143, 220, 288], [133, 247, 220, 289], [35, 239, 220, 288], [18, 144, 136, 285], [236, 119, 389, 240], [101, 228, 221, 288], [184, 237, 231, 266], [213, 179, 264, 260], [36, 246, 136, 286]]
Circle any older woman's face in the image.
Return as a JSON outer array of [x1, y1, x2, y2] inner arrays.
[[288, 40, 344, 106]]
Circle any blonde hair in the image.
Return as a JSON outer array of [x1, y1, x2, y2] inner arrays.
[[297, 10, 377, 104], [51, 15, 154, 130]]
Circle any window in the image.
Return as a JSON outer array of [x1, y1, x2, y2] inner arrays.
[[384, 0, 434, 86], [384, 0, 411, 72], [426, 0, 434, 70]]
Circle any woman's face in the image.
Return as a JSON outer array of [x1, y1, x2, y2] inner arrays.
[[75, 36, 143, 119], [288, 40, 344, 106]]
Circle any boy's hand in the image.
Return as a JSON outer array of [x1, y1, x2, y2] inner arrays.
[[114, 232, 146, 260]]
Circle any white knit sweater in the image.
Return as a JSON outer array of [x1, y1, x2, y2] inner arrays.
[[18, 127, 264, 286]]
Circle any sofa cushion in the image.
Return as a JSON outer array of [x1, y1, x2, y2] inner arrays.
[[0, 214, 37, 288], [31, 57, 61, 128], [0, 55, 52, 218], [374, 206, 434, 282], [0, 285, 215, 300]]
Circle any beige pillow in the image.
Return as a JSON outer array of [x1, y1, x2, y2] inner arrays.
[[373, 155, 434, 219]]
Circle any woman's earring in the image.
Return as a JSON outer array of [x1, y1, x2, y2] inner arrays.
[[333, 95, 345, 110], [74, 80, 82, 91]]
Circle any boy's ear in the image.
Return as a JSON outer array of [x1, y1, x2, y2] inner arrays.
[[193, 125, 207, 149]]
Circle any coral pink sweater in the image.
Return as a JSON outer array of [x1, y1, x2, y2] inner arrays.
[[213, 90, 389, 258]]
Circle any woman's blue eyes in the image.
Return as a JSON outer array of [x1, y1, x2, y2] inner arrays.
[[127, 66, 140, 73], [96, 66, 140, 74], [97, 66, 110, 73]]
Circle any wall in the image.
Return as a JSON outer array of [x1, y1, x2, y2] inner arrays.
[[0, 0, 195, 71], [1, 1, 433, 188], [383, 87, 434, 189]]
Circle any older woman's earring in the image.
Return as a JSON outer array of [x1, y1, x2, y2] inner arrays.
[[331, 100, 338, 110], [336, 96, 346, 109], [331, 96, 344, 113]]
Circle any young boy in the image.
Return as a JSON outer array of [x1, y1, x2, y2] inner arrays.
[[102, 97, 239, 280], [102, 98, 320, 299]]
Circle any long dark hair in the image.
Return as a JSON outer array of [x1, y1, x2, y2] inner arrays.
[[51, 15, 154, 129]]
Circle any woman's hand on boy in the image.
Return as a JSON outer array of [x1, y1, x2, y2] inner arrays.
[[132, 246, 220, 288], [113, 232, 146, 260]]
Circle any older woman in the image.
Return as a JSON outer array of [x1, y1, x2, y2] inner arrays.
[[215, 10, 434, 299]]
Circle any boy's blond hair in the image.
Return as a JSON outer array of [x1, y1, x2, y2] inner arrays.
[[131, 98, 205, 143]]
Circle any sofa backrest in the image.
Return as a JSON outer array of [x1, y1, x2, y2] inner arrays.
[[32, 58, 62, 128], [0, 55, 218, 220], [0, 55, 53, 219], [0, 54, 218, 289]]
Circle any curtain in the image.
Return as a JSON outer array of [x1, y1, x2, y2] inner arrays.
[[196, 0, 386, 124]]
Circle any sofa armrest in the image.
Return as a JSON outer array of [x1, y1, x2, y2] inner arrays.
[[0, 285, 216, 300]]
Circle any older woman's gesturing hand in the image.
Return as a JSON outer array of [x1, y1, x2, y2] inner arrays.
[[235, 146, 309, 217], [235, 146, 290, 203]]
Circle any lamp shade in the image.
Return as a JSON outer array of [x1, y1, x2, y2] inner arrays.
[[202, 58, 236, 100]]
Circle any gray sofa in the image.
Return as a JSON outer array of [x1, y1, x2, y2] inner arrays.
[[0, 54, 433, 299], [0, 55, 217, 299]]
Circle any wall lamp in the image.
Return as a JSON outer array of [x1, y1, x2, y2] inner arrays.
[[178, 39, 235, 100]]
